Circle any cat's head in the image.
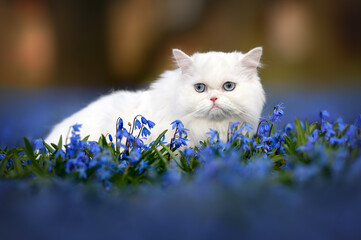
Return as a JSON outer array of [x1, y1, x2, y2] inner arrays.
[[173, 47, 265, 126]]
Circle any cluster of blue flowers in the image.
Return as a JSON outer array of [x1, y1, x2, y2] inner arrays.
[[0, 103, 361, 190]]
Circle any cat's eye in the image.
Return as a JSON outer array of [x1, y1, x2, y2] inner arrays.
[[223, 82, 236, 91], [194, 83, 206, 93]]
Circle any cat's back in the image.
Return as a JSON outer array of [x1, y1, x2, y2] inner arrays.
[[45, 89, 150, 143]]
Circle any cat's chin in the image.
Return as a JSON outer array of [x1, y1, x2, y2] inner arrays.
[[206, 107, 230, 121]]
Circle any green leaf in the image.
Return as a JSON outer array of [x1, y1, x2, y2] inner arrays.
[[0, 151, 11, 175], [159, 142, 182, 168], [82, 135, 90, 142], [12, 152, 25, 177], [283, 136, 297, 155], [152, 130, 168, 147], [58, 135, 63, 149], [23, 137, 36, 162], [309, 122, 318, 134], [44, 142, 54, 153], [142, 130, 168, 159], [154, 147, 168, 165], [294, 118, 307, 146], [305, 119, 310, 135]]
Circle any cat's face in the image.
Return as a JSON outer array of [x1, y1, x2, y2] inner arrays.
[[173, 48, 265, 126]]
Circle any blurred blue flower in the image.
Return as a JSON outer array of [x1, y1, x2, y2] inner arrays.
[[258, 121, 271, 136], [76, 167, 87, 179], [108, 134, 113, 142], [7, 158, 13, 169], [118, 118, 124, 130], [177, 127, 189, 138], [147, 120, 155, 129], [230, 121, 241, 132], [285, 123, 293, 133], [34, 139, 47, 153], [137, 160, 149, 174], [245, 123, 253, 132], [173, 138, 188, 149], [207, 129, 219, 143], [354, 114, 361, 129], [118, 160, 128, 172], [335, 118, 346, 132], [134, 119, 141, 130], [72, 123, 82, 132], [135, 137, 144, 147], [141, 116, 148, 125], [329, 137, 345, 145], [97, 167, 112, 180], [126, 147, 142, 164], [293, 164, 319, 183], [183, 148, 194, 158], [269, 103, 285, 123], [319, 110, 330, 120], [116, 128, 129, 141], [171, 120, 184, 129], [141, 127, 151, 138]]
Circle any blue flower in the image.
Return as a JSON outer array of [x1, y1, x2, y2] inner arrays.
[[96, 167, 112, 180], [76, 167, 87, 179], [127, 134, 135, 146], [258, 121, 271, 136], [171, 120, 184, 129], [269, 103, 285, 123], [108, 134, 113, 142], [319, 110, 330, 120], [345, 125, 357, 140], [244, 122, 253, 132], [0, 154, 5, 161], [322, 122, 335, 138], [137, 160, 149, 174], [354, 114, 361, 129], [335, 118, 346, 132], [141, 116, 148, 125], [72, 123, 82, 132], [285, 123, 293, 133], [116, 128, 129, 141], [7, 158, 13, 169], [206, 129, 219, 142], [173, 138, 189, 149], [141, 127, 151, 138], [135, 137, 144, 147], [147, 120, 156, 129], [230, 128, 243, 142], [126, 147, 142, 163], [118, 118, 124, 130], [230, 121, 241, 132], [183, 148, 194, 158], [34, 139, 47, 153], [54, 149, 65, 158], [177, 127, 189, 138], [329, 137, 345, 145], [118, 160, 128, 172], [134, 119, 142, 130], [87, 141, 101, 155]]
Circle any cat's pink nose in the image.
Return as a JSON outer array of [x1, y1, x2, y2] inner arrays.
[[210, 97, 218, 103]]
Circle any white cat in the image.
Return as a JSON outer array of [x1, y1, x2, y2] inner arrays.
[[45, 47, 265, 146]]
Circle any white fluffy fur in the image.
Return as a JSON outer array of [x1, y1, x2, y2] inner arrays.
[[45, 48, 266, 146]]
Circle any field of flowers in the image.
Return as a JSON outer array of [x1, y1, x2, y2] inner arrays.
[[1, 102, 361, 239]]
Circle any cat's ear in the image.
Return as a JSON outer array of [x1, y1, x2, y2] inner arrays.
[[241, 47, 263, 69], [173, 49, 193, 73]]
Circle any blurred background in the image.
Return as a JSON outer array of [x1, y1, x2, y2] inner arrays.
[[0, 0, 361, 147]]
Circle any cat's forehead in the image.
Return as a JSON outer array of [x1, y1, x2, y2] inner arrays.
[[191, 51, 243, 81], [192, 51, 241, 65]]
